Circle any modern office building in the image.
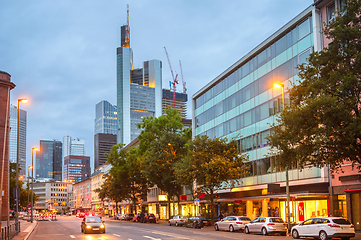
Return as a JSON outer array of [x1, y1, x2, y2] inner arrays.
[[192, 4, 331, 222], [63, 155, 91, 183], [35, 140, 62, 181], [94, 133, 116, 169], [116, 11, 162, 145], [162, 89, 188, 118], [95, 100, 117, 135], [62, 136, 85, 180], [9, 104, 27, 177], [32, 181, 72, 212]]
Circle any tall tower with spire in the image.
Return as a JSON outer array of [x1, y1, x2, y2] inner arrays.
[[116, 5, 162, 145]]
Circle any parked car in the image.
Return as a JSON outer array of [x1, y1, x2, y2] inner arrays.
[[291, 217, 355, 240], [185, 216, 206, 229], [169, 215, 188, 226], [113, 214, 120, 220], [81, 216, 105, 234], [214, 216, 251, 232], [145, 213, 156, 223], [120, 214, 127, 220], [133, 214, 141, 222], [245, 217, 287, 236], [78, 212, 87, 218], [125, 213, 134, 221]]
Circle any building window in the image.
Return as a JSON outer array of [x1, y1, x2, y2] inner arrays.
[[327, 3, 336, 24]]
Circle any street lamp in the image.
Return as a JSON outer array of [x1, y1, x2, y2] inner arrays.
[[27, 166, 33, 212], [15, 98, 27, 228], [31, 147, 38, 223], [274, 83, 290, 231]]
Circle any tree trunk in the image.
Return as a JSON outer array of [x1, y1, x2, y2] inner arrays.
[[167, 194, 171, 219], [210, 189, 214, 225]]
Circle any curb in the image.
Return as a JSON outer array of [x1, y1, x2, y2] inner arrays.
[[24, 221, 38, 240]]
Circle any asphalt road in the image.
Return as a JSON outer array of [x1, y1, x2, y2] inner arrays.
[[28, 216, 361, 240]]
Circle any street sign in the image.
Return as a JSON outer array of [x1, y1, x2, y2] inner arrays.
[[194, 199, 200, 205]]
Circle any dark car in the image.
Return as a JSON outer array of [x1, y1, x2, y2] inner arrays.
[[185, 216, 206, 229], [81, 216, 105, 234], [113, 214, 120, 220], [145, 213, 156, 223], [125, 213, 134, 221]]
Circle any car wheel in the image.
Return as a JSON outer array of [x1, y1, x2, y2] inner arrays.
[[229, 225, 234, 232], [245, 226, 250, 234], [262, 227, 267, 236], [103, 230, 106, 234], [292, 229, 299, 239], [214, 224, 219, 231], [168, 221, 171, 226], [175, 222, 179, 227], [319, 231, 327, 240]]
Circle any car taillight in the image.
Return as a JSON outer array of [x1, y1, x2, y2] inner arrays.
[[328, 224, 340, 228], [351, 225, 354, 228], [197, 220, 201, 223], [284, 224, 287, 226], [180, 220, 185, 222], [267, 223, 275, 225], [236, 222, 242, 224]]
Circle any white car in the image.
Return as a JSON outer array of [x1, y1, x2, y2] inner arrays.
[[245, 217, 287, 236], [168, 215, 188, 226], [291, 217, 355, 240], [214, 216, 251, 232]]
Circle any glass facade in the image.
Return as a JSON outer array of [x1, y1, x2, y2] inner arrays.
[[94, 100, 117, 135], [9, 105, 27, 177], [35, 140, 62, 181]]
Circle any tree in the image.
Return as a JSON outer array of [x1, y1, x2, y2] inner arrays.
[[105, 144, 148, 213], [175, 135, 248, 224], [138, 107, 191, 218], [268, 0, 361, 171]]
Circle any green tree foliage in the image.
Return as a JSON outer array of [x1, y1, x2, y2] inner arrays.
[[105, 144, 148, 213], [9, 163, 38, 210], [268, 0, 361, 171], [175, 135, 248, 224], [138, 107, 191, 218]]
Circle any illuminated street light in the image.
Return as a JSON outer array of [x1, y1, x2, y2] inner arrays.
[[27, 166, 33, 210], [15, 98, 27, 228], [274, 83, 290, 232], [31, 147, 38, 223]]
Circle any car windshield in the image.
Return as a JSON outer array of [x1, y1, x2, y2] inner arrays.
[[269, 218, 284, 223], [239, 217, 251, 221], [86, 217, 102, 223], [333, 219, 351, 225]]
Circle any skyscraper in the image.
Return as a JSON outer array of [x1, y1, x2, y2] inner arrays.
[[63, 155, 91, 183], [9, 104, 27, 177], [116, 7, 162, 145], [62, 136, 85, 180], [94, 100, 117, 135], [94, 133, 116, 169], [35, 140, 62, 181]]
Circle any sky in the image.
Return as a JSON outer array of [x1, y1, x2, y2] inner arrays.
[[0, 0, 313, 174]]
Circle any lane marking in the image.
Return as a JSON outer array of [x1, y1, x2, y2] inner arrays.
[[113, 234, 121, 237], [70, 235, 75, 238], [143, 236, 161, 240]]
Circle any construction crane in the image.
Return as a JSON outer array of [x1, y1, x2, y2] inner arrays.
[[179, 60, 186, 94], [163, 46, 179, 108]]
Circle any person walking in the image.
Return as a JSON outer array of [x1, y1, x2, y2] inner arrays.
[[140, 211, 145, 223]]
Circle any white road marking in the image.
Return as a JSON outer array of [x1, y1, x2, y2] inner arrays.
[[143, 236, 161, 240], [113, 234, 121, 237], [70, 235, 75, 238]]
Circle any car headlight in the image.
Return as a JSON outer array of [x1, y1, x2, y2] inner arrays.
[[86, 225, 91, 229], [100, 224, 105, 228]]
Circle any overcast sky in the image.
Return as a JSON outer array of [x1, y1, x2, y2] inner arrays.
[[0, 0, 313, 173]]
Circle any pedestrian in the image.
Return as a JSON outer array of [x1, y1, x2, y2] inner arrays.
[[218, 212, 224, 220], [224, 211, 228, 217], [140, 211, 145, 223], [155, 213, 159, 223]]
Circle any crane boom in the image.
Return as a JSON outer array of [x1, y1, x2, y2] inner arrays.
[[179, 60, 186, 93], [163, 46, 179, 108]]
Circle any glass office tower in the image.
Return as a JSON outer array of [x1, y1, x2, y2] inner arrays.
[[35, 140, 62, 181], [94, 100, 117, 135], [192, 6, 329, 222], [9, 105, 27, 177], [116, 21, 162, 145]]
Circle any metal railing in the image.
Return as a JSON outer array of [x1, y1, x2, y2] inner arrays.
[[1, 222, 20, 240]]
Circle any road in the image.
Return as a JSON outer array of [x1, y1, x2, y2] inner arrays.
[[27, 215, 358, 240]]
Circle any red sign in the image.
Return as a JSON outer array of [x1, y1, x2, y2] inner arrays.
[[179, 195, 187, 201], [298, 202, 305, 222], [234, 200, 242, 203]]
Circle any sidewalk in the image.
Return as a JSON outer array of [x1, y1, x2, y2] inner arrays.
[[1, 219, 37, 240]]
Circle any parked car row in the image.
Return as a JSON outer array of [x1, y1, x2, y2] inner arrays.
[[113, 213, 157, 223], [213, 216, 355, 240], [168, 215, 212, 229]]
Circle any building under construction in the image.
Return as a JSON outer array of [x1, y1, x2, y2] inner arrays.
[[162, 89, 187, 118]]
